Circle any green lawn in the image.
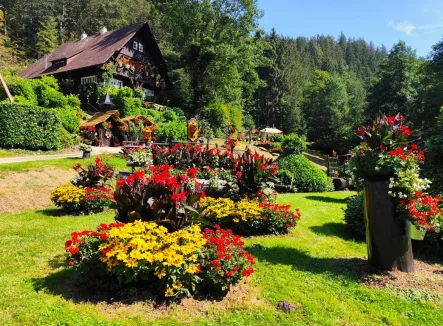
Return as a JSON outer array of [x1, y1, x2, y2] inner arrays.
[[0, 192, 442, 325], [0, 155, 129, 173]]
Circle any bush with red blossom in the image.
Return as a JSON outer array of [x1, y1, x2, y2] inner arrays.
[[198, 225, 255, 292], [64, 222, 125, 276], [72, 156, 116, 188], [114, 164, 206, 230]]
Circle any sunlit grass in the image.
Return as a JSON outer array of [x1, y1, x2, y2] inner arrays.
[[0, 192, 442, 325]]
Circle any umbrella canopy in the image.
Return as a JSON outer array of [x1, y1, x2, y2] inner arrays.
[[260, 127, 283, 134]]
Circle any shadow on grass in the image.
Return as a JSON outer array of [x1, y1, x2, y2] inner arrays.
[[247, 245, 381, 280], [309, 222, 363, 242], [32, 264, 231, 305], [305, 195, 348, 204], [32, 268, 162, 305], [36, 209, 66, 217]]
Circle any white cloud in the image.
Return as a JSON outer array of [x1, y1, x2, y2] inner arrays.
[[389, 21, 416, 35]]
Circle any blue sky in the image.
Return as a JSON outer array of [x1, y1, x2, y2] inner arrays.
[[257, 0, 443, 57]]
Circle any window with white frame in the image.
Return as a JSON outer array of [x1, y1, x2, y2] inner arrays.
[[139, 43, 143, 52], [110, 78, 123, 88], [80, 76, 97, 85], [133, 41, 138, 50]]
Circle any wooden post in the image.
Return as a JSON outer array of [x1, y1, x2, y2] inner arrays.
[[0, 73, 14, 103], [364, 180, 414, 272]]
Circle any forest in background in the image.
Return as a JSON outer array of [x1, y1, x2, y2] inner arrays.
[[2, 0, 443, 153]]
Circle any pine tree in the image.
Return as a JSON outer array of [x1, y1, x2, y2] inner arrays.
[[35, 17, 59, 57]]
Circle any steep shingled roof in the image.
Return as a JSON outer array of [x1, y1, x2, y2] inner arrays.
[[19, 22, 171, 87]]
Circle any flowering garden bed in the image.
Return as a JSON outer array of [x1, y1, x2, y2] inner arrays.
[[50, 146, 302, 302]]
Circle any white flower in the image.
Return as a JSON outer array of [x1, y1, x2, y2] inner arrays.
[[388, 191, 392, 195]]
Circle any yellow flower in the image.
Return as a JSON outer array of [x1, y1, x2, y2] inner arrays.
[[172, 280, 182, 290], [165, 288, 174, 297], [185, 265, 198, 274], [155, 268, 167, 279]]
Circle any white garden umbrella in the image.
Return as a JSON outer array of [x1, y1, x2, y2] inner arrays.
[[260, 127, 283, 134]]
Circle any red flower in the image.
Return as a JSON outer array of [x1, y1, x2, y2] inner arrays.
[[236, 171, 242, 179], [414, 192, 423, 198], [171, 191, 187, 203], [73, 163, 82, 170], [64, 240, 72, 248], [410, 144, 418, 150], [233, 266, 239, 272], [69, 247, 79, 255], [210, 260, 220, 266], [226, 271, 233, 277], [133, 170, 145, 179], [256, 189, 263, 196], [100, 233, 108, 240], [187, 167, 198, 178]]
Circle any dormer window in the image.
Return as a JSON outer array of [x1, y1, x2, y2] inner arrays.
[[133, 41, 138, 50], [52, 59, 67, 67]]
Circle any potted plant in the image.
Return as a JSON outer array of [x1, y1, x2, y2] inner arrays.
[[343, 114, 430, 272], [79, 141, 92, 159]]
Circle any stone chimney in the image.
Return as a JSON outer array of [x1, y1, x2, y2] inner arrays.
[[80, 32, 87, 40]]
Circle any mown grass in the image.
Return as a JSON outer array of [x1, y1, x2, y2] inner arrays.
[[0, 155, 129, 174], [0, 192, 442, 325]]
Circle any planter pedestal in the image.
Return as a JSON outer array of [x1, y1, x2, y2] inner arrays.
[[82, 151, 91, 160], [364, 179, 414, 272]]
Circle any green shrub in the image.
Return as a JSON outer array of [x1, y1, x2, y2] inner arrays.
[[35, 83, 69, 108], [277, 154, 333, 192], [202, 102, 243, 135], [59, 126, 77, 148], [120, 97, 142, 117], [423, 109, 443, 195], [227, 103, 243, 131], [6, 78, 38, 105], [156, 121, 187, 142], [273, 134, 284, 142], [0, 103, 61, 150], [140, 108, 162, 122], [170, 107, 186, 121], [52, 106, 80, 133], [343, 192, 366, 239], [282, 134, 306, 155], [162, 110, 177, 122]]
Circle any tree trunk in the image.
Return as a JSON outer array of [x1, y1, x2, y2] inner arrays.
[[364, 179, 414, 272]]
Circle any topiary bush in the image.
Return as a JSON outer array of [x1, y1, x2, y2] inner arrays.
[[156, 121, 187, 142], [343, 192, 366, 239], [0, 103, 61, 150], [277, 154, 333, 192], [282, 133, 306, 155]]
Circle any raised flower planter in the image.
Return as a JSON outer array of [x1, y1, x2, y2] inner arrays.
[[364, 179, 414, 272], [344, 114, 439, 272]]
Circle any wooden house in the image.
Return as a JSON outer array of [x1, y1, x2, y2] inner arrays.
[[19, 22, 171, 100]]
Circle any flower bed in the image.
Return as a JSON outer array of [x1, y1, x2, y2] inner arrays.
[[200, 197, 301, 235], [65, 221, 255, 300], [51, 184, 114, 215], [51, 157, 116, 215]]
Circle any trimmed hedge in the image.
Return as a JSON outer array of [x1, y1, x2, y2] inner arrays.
[[277, 154, 333, 192], [0, 103, 61, 150]]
